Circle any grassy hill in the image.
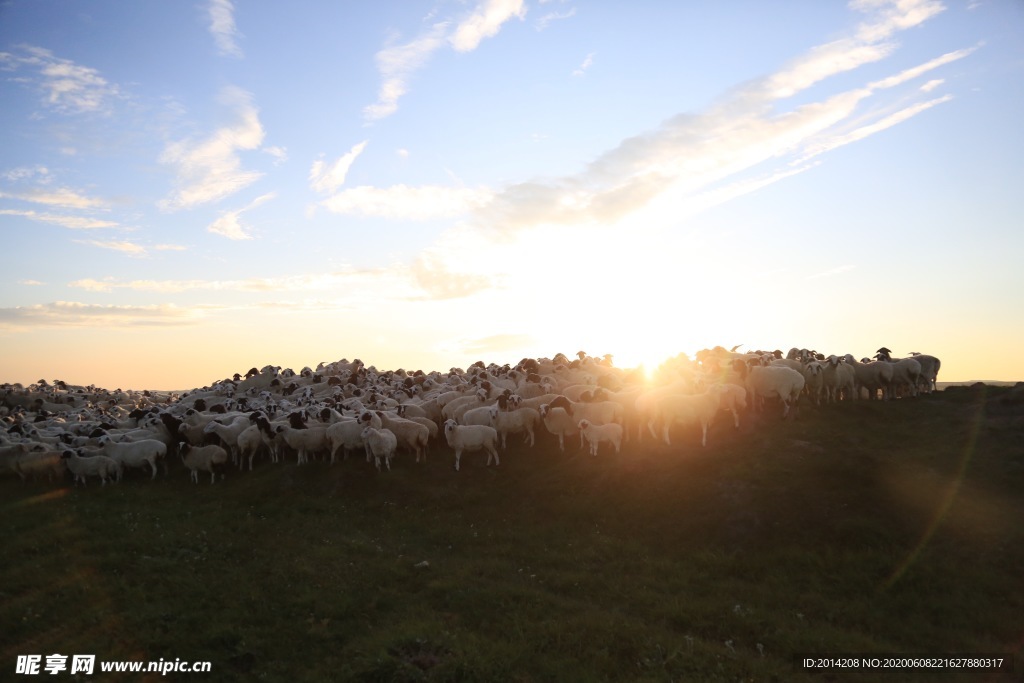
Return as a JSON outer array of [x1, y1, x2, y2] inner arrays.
[[3, 385, 1023, 682]]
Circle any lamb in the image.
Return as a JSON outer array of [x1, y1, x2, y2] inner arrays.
[[179, 443, 229, 484], [578, 419, 623, 456], [488, 404, 540, 448], [361, 426, 398, 471], [61, 449, 119, 486], [743, 365, 805, 418], [443, 419, 499, 471], [712, 382, 748, 428], [545, 395, 623, 448], [97, 435, 166, 481]]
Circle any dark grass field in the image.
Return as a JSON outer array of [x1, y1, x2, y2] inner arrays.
[[3, 384, 1023, 682]]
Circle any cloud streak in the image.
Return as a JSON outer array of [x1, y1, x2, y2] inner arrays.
[[0, 45, 121, 115], [364, 0, 526, 121], [208, 0, 243, 58], [310, 141, 368, 194], [0, 301, 200, 329], [207, 192, 275, 240], [158, 86, 265, 211]]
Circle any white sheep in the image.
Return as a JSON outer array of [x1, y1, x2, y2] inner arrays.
[[179, 443, 229, 484], [874, 349, 923, 398], [97, 435, 166, 481], [61, 449, 120, 486], [538, 403, 579, 452], [801, 361, 826, 406], [744, 365, 805, 418], [361, 426, 398, 471], [326, 419, 365, 464], [577, 419, 623, 456], [443, 419, 499, 471], [822, 355, 857, 403], [13, 448, 70, 483], [842, 355, 893, 400], [648, 389, 721, 447], [488, 404, 540, 448], [274, 424, 329, 464], [375, 412, 430, 463]]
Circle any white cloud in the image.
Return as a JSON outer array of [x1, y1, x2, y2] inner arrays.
[[0, 208, 117, 229], [572, 52, 594, 77], [320, 184, 493, 220], [309, 141, 368, 194], [365, 0, 526, 121], [208, 0, 243, 58], [806, 264, 857, 280], [263, 146, 288, 164], [449, 0, 526, 52], [4, 46, 121, 115], [0, 301, 200, 329], [364, 23, 450, 121], [920, 78, 944, 92], [0, 187, 107, 209], [207, 192, 275, 240], [868, 47, 976, 90], [158, 86, 265, 210], [535, 7, 576, 31], [76, 239, 148, 256], [18, 280, 44, 286]]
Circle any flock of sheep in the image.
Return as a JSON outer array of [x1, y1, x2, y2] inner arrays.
[[0, 346, 941, 483]]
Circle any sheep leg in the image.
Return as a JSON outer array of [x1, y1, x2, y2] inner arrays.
[[662, 424, 672, 446]]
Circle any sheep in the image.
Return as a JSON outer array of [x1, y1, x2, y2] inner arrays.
[[203, 414, 252, 464], [648, 389, 721, 447], [236, 415, 277, 470], [443, 419, 499, 471], [874, 349, 923, 398], [801, 361, 826, 406], [13, 448, 69, 483], [488, 404, 540, 449], [743, 365, 805, 418], [97, 435, 166, 481], [59, 449, 119, 485], [907, 353, 941, 394], [545, 395, 622, 448], [712, 382, 747, 428], [578, 419, 623, 456], [374, 412, 430, 463], [326, 419, 366, 464], [274, 424, 329, 464], [179, 443, 229, 484], [842, 355, 893, 400], [538, 403, 579, 452], [460, 404, 496, 427], [821, 356, 857, 403], [361, 426, 398, 471]]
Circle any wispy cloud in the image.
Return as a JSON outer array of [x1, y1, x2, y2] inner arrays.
[[208, 0, 243, 58], [365, 0, 526, 121], [0, 187, 108, 209], [207, 192, 275, 240], [18, 280, 45, 286], [0, 301, 200, 329], [309, 141, 368, 194], [320, 184, 493, 220], [806, 264, 857, 280], [0, 45, 121, 115], [158, 86, 265, 210], [572, 52, 594, 77], [0, 208, 117, 229], [535, 7, 576, 31], [75, 239, 148, 256], [449, 0, 527, 52]]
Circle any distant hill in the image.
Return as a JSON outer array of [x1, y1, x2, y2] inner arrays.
[[938, 380, 1022, 389]]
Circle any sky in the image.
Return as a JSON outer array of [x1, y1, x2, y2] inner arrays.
[[1, 0, 1022, 390]]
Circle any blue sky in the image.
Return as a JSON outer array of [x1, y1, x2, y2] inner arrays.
[[1, 0, 1022, 389]]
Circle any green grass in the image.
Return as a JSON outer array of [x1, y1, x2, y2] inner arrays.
[[2, 385, 1023, 682]]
